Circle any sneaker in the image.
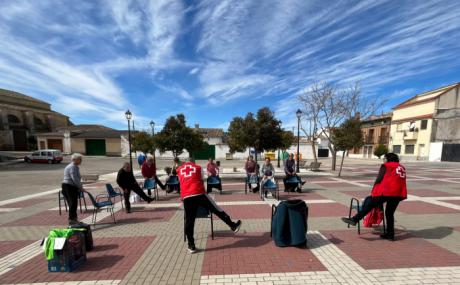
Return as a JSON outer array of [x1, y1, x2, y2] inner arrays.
[[147, 197, 155, 204], [188, 244, 197, 254], [232, 220, 242, 233], [341, 217, 357, 226]]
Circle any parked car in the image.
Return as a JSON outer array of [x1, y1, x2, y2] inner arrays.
[[24, 149, 63, 164]]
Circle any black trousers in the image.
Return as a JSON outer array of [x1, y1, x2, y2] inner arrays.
[[353, 196, 401, 235], [61, 183, 79, 221], [183, 194, 235, 246], [206, 176, 222, 193], [123, 183, 152, 211]]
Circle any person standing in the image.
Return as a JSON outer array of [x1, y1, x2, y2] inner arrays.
[[244, 155, 258, 192], [341, 153, 407, 240], [141, 154, 166, 195], [206, 158, 222, 193], [61, 153, 87, 225], [117, 162, 154, 213], [178, 159, 242, 253]]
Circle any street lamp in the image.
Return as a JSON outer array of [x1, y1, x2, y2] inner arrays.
[[296, 109, 302, 173], [150, 120, 156, 163], [125, 110, 133, 170]]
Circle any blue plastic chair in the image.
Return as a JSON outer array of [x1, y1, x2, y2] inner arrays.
[[143, 178, 158, 200], [285, 176, 301, 192], [106, 184, 124, 210], [166, 175, 180, 195], [245, 174, 259, 194], [86, 192, 116, 227], [207, 176, 222, 194], [261, 179, 279, 200], [58, 191, 87, 216]]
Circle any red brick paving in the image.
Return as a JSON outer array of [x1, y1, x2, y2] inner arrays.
[[322, 230, 460, 269], [0, 236, 155, 284], [307, 203, 350, 217], [278, 191, 327, 201], [410, 189, 458, 197], [213, 193, 261, 202], [0, 240, 35, 259], [1, 210, 91, 227], [397, 201, 460, 215], [440, 200, 460, 206], [219, 205, 271, 219], [0, 198, 53, 208], [414, 179, 458, 185], [99, 207, 178, 224], [314, 182, 351, 188], [202, 232, 326, 275]]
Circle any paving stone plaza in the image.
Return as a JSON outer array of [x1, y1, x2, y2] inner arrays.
[[1, 161, 460, 285]]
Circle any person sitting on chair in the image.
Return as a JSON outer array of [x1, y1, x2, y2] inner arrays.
[[165, 157, 181, 193], [117, 162, 154, 213], [141, 154, 166, 195], [61, 153, 88, 225], [206, 158, 222, 193], [244, 155, 258, 192], [341, 153, 407, 241], [260, 157, 275, 197], [283, 153, 305, 193], [178, 158, 242, 254]]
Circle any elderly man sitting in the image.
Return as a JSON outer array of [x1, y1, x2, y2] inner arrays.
[[117, 162, 154, 213]]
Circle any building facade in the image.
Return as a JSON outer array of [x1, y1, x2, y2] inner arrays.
[[349, 114, 391, 158], [0, 89, 70, 151], [389, 82, 460, 160]]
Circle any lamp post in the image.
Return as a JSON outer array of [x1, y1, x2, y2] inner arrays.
[[125, 110, 133, 170], [150, 120, 156, 163], [296, 109, 302, 173]]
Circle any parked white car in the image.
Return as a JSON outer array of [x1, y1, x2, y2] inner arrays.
[[24, 149, 63, 164]]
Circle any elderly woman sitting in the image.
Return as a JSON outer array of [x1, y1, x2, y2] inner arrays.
[[260, 158, 275, 197]]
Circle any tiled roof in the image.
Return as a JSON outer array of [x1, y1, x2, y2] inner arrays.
[[197, 128, 224, 138], [393, 82, 459, 110]]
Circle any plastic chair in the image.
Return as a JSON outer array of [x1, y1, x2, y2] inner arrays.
[[166, 175, 180, 195], [349, 197, 386, 235], [261, 178, 279, 200], [58, 191, 87, 215], [207, 176, 222, 194], [183, 206, 214, 242], [105, 184, 124, 210], [143, 178, 158, 200], [244, 174, 259, 194], [285, 176, 301, 192], [86, 192, 116, 227]]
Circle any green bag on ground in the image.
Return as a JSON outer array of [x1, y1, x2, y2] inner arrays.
[[44, 228, 85, 260]]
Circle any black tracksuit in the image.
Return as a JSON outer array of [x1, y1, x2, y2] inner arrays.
[[116, 169, 151, 211]]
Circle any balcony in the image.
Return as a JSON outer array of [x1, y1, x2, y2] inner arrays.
[[364, 135, 374, 144], [403, 130, 418, 140], [378, 135, 389, 144]]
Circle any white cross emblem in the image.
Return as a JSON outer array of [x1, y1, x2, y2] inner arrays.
[[396, 166, 406, 178], [180, 165, 196, 177]]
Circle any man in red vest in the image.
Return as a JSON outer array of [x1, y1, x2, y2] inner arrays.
[[341, 153, 407, 240], [177, 159, 242, 253]]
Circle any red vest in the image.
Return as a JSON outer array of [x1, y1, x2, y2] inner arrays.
[[372, 162, 407, 199], [177, 162, 205, 199]]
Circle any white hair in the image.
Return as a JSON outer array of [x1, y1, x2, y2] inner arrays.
[[146, 154, 154, 160], [71, 153, 83, 161]]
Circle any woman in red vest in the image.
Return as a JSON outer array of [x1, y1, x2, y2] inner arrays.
[[341, 153, 407, 240]]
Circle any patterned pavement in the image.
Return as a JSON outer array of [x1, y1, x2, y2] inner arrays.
[[0, 161, 460, 284]]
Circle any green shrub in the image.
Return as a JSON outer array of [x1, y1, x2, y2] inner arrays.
[[373, 144, 388, 158]]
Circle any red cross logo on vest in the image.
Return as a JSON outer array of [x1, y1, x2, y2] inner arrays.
[[180, 165, 196, 177], [396, 166, 406, 178]]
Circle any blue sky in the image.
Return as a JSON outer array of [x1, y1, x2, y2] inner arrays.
[[1, 0, 459, 132]]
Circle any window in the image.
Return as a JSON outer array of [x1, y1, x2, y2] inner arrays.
[[405, 145, 415, 154], [393, 145, 401, 154], [421, 119, 428, 130], [41, 152, 47, 156], [409, 121, 416, 132], [7, 114, 20, 124]]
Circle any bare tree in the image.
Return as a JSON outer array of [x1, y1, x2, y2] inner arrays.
[[298, 81, 382, 171]]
